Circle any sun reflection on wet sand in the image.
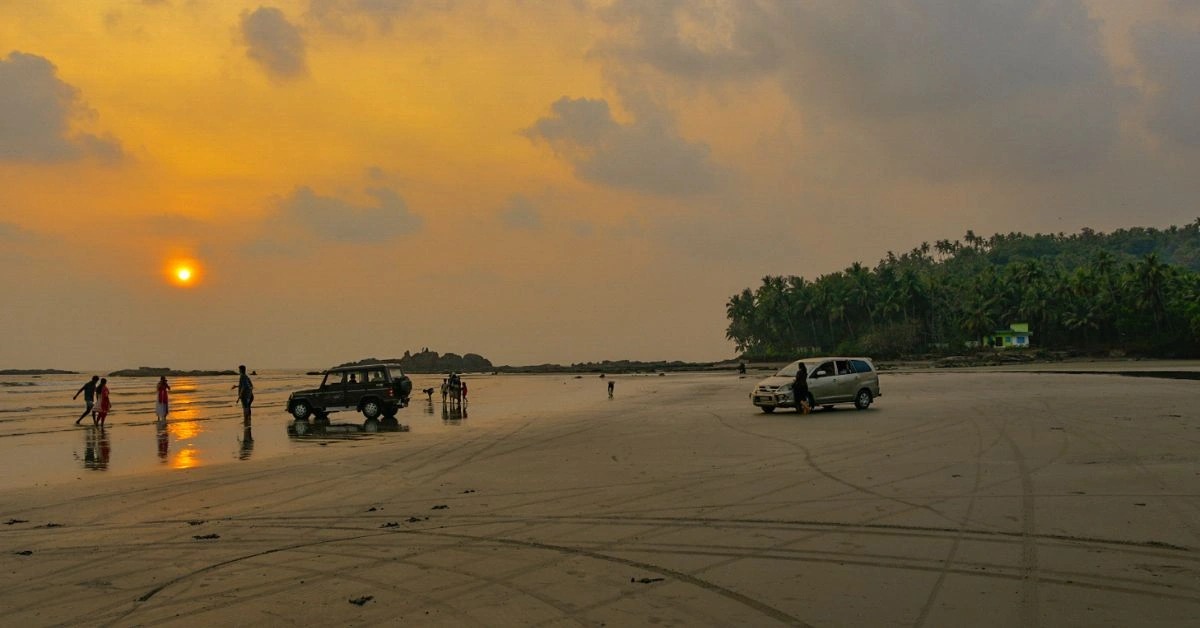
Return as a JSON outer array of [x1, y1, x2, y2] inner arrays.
[[168, 420, 203, 469]]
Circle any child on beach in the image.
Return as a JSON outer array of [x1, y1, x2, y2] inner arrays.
[[155, 376, 170, 421], [94, 378, 111, 425]]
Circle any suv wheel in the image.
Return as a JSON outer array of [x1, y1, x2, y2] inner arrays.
[[361, 399, 382, 420], [854, 389, 873, 410], [291, 401, 312, 421]]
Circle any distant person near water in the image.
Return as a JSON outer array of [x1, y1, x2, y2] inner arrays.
[[461, 380, 468, 404], [94, 378, 112, 425], [232, 365, 254, 425], [607, 380, 614, 398], [440, 378, 448, 403], [155, 376, 170, 421], [73, 375, 100, 425], [794, 362, 810, 414]]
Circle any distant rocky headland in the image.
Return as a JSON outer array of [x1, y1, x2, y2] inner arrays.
[[0, 369, 78, 375], [109, 366, 238, 377], [338, 350, 740, 374], [338, 350, 494, 374]]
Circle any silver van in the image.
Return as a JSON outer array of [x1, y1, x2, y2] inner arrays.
[[750, 357, 881, 413]]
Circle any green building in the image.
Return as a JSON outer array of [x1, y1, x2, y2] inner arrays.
[[986, 323, 1032, 349]]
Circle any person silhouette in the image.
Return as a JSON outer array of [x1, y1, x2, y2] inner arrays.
[[232, 365, 254, 425], [94, 378, 112, 426], [72, 375, 100, 425]]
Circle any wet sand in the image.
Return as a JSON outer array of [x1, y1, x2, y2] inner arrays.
[[1, 370, 1198, 626]]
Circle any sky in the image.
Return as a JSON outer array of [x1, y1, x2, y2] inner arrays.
[[2, 0, 1199, 370]]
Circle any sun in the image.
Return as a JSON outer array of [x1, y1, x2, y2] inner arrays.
[[165, 259, 201, 287]]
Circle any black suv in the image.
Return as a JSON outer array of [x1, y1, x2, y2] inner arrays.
[[286, 363, 412, 422]]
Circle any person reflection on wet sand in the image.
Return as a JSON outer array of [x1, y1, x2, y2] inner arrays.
[[425, 397, 435, 415], [442, 403, 467, 424], [239, 426, 254, 460], [156, 421, 169, 462], [83, 426, 110, 471]]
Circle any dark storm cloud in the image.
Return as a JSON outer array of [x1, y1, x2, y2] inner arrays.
[[240, 7, 308, 81], [597, 0, 1125, 181], [277, 186, 424, 242], [524, 96, 716, 196], [497, 195, 543, 230], [1133, 22, 1200, 150], [0, 51, 123, 163]]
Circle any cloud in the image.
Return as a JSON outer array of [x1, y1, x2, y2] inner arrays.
[[0, 221, 37, 243], [0, 51, 124, 163], [524, 96, 717, 196], [306, 0, 455, 34], [252, 185, 424, 253], [240, 7, 308, 81], [595, 0, 1124, 181], [596, 0, 780, 82], [497, 195, 543, 230], [1133, 21, 1200, 150]]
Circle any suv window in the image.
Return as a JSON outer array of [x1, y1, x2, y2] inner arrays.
[[323, 372, 345, 388], [367, 369, 386, 383], [835, 360, 853, 375], [850, 359, 873, 373]]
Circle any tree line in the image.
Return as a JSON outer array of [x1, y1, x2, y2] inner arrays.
[[726, 220, 1200, 359]]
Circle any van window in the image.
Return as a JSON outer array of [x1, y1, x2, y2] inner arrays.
[[850, 359, 873, 373], [835, 360, 852, 375], [812, 362, 834, 378]]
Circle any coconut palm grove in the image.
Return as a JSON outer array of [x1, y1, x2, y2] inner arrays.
[[726, 221, 1200, 360]]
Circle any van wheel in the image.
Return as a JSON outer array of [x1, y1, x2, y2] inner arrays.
[[361, 400, 382, 420], [291, 401, 312, 420], [855, 389, 873, 410], [761, 407, 775, 414]]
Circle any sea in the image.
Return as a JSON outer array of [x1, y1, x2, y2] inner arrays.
[[0, 370, 655, 492]]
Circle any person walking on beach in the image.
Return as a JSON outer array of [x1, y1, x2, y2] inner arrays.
[[155, 376, 170, 422], [73, 375, 100, 424], [94, 378, 112, 425], [607, 380, 615, 398], [232, 365, 254, 425], [794, 362, 810, 414], [440, 378, 448, 404], [461, 380, 468, 404]]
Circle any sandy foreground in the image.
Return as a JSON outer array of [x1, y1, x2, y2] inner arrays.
[[1, 371, 1198, 627]]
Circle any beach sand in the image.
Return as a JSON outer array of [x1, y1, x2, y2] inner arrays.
[[1, 370, 1198, 626]]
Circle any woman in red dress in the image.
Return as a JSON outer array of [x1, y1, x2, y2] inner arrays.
[[155, 376, 170, 421], [95, 378, 112, 425]]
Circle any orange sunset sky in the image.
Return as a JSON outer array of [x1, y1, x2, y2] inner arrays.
[[2, 1, 1199, 369]]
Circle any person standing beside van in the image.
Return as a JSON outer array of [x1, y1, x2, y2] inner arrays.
[[794, 362, 810, 414]]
